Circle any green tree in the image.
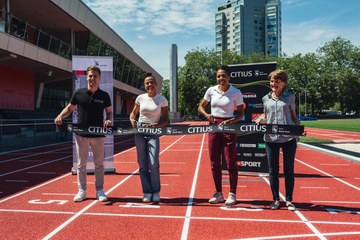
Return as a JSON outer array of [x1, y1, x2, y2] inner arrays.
[[317, 37, 360, 114], [178, 48, 218, 116], [281, 53, 320, 115], [161, 79, 170, 101]]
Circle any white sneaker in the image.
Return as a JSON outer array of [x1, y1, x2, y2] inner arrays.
[[96, 190, 108, 202], [286, 201, 296, 211], [74, 190, 86, 202], [152, 192, 161, 202], [225, 192, 236, 206], [143, 193, 152, 203], [209, 192, 225, 204]]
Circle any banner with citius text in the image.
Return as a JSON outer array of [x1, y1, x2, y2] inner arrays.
[[228, 62, 277, 175], [71, 56, 115, 174]]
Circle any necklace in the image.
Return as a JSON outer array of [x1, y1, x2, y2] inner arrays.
[[272, 92, 280, 100]]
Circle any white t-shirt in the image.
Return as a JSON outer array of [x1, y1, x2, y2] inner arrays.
[[203, 85, 244, 118], [135, 93, 168, 124]]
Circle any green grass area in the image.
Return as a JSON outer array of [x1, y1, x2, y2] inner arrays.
[[299, 136, 332, 143], [301, 119, 360, 132], [299, 118, 359, 143]]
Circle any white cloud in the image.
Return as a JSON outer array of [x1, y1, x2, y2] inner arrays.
[[83, 0, 216, 36]]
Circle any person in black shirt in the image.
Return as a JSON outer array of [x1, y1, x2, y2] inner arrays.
[[54, 65, 113, 202]]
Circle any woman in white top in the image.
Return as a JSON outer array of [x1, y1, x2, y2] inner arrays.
[[198, 65, 244, 206], [130, 74, 169, 203]]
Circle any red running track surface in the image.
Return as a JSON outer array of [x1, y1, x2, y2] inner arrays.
[[0, 122, 359, 239]]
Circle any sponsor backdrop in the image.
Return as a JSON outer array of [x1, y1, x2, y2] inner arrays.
[[229, 62, 276, 174], [71, 56, 115, 173]]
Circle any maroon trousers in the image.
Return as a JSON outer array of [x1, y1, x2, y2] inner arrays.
[[208, 118, 238, 194]]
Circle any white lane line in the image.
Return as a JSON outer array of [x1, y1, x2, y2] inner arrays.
[[262, 177, 326, 240], [2, 208, 360, 226], [43, 135, 186, 240], [296, 158, 360, 191], [0, 156, 70, 177], [0, 173, 71, 203], [0, 139, 136, 204], [42, 193, 75, 196], [0, 209, 75, 215], [5, 180, 29, 183], [233, 231, 360, 240], [27, 172, 57, 175], [300, 187, 329, 189], [20, 160, 43, 162], [181, 134, 205, 240], [124, 195, 170, 199], [311, 200, 360, 204], [0, 146, 71, 164], [42, 168, 140, 240]]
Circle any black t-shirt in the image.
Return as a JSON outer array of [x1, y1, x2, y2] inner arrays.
[[70, 87, 111, 137]]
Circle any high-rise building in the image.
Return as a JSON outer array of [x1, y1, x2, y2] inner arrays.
[[215, 0, 282, 58]]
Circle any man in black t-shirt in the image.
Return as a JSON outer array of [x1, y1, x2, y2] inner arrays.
[[55, 65, 113, 202]]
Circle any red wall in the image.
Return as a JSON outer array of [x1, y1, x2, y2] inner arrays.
[[0, 65, 34, 110]]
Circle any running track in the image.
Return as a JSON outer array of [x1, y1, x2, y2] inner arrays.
[[0, 122, 359, 239]]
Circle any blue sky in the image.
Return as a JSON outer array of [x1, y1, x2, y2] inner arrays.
[[83, 0, 360, 80]]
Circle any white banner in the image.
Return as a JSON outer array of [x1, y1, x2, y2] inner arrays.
[[71, 56, 115, 173]]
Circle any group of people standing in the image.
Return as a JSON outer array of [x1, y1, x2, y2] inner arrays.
[[54, 65, 302, 211]]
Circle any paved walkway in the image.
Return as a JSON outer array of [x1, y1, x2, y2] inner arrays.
[[299, 142, 360, 163]]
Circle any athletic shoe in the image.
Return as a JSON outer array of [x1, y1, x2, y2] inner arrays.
[[270, 201, 280, 210], [225, 192, 237, 206], [73, 190, 86, 202], [96, 190, 108, 202], [143, 193, 152, 203], [286, 201, 296, 211], [152, 192, 161, 202], [209, 192, 225, 204]]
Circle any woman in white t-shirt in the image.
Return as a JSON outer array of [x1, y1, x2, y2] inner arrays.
[[129, 74, 169, 203], [198, 65, 244, 206]]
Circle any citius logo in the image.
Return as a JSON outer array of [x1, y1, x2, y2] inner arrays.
[[239, 125, 266, 133], [137, 128, 162, 135], [230, 71, 253, 78], [187, 126, 213, 134], [88, 126, 113, 134]]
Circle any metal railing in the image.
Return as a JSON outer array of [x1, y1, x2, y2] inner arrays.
[[0, 10, 85, 59]]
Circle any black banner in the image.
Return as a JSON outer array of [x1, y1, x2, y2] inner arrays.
[[229, 62, 277, 174], [57, 123, 303, 136]]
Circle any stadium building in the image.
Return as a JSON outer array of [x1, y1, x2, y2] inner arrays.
[[0, 0, 162, 151]]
